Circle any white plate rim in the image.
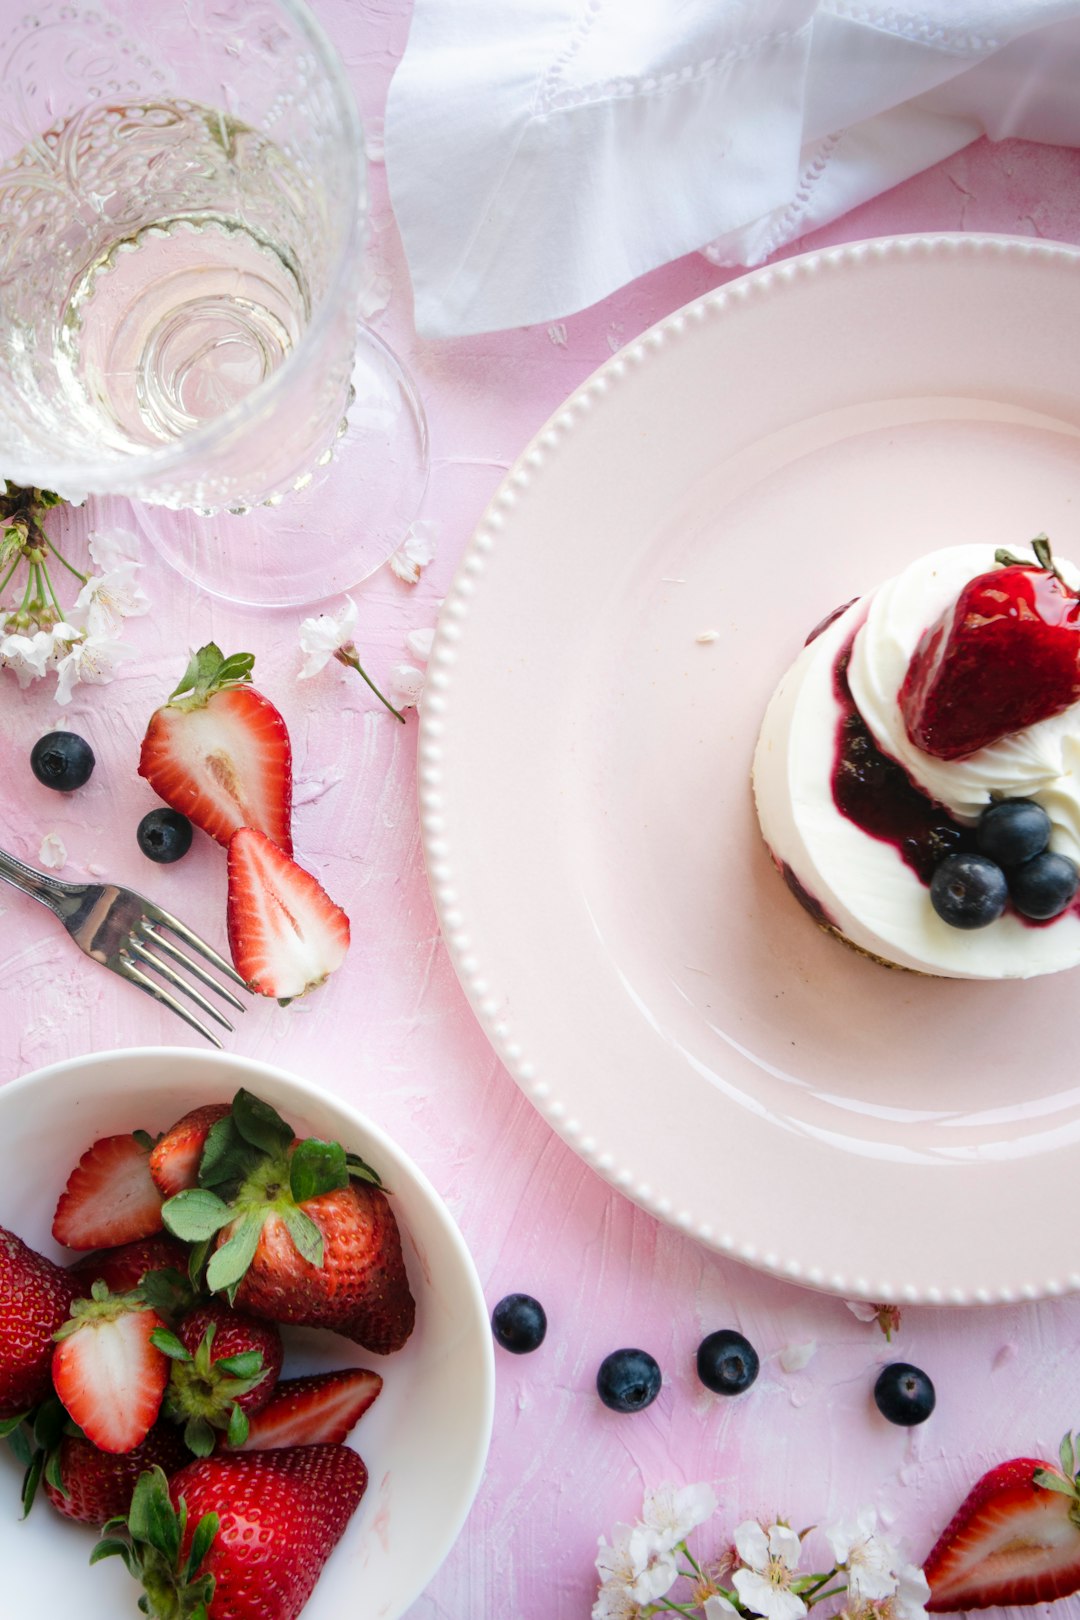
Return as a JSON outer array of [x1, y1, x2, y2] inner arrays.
[[419, 230, 1080, 1309]]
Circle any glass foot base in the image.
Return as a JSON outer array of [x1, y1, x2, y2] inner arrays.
[[130, 325, 429, 607]]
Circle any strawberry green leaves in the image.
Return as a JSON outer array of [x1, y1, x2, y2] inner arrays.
[[92, 1464, 219, 1619], [158, 1090, 385, 1301], [169, 643, 255, 706]]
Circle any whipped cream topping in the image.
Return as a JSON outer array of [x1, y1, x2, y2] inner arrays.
[[847, 544, 1080, 864]]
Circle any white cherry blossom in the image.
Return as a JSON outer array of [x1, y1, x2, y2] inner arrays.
[[595, 1524, 639, 1589], [826, 1507, 899, 1602], [389, 519, 438, 584], [733, 1521, 808, 1620], [704, 1596, 738, 1617], [54, 633, 135, 705], [297, 596, 360, 679], [591, 1582, 641, 1620], [891, 1563, 931, 1620], [1, 627, 61, 687], [625, 1524, 678, 1603], [74, 561, 149, 637], [640, 1481, 718, 1553]]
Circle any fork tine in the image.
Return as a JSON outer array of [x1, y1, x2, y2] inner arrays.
[[117, 956, 225, 1049], [125, 939, 235, 1032], [145, 903, 248, 990], [138, 923, 246, 1014]]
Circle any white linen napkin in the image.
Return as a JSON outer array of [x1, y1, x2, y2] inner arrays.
[[384, 0, 1080, 338]]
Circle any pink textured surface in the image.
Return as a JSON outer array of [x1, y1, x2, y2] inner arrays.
[[1, 5, 1080, 1617]]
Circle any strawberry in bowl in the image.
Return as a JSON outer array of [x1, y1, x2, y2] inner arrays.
[[0, 1049, 494, 1620]]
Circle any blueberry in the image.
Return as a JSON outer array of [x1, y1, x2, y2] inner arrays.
[[596, 1348, 662, 1414], [491, 1293, 547, 1354], [873, 1362, 935, 1426], [30, 731, 94, 792], [1009, 851, 1079, 921], [930, 853, 1007, 929], [977, 799, 1051, 867], [696, 1329, 760, 1396], [137, 808, 193, 864]]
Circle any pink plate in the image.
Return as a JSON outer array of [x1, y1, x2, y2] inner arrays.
[[420, 235, 1080, 1306]]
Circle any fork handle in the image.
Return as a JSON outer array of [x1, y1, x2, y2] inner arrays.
[[0, 846, 81, 912]]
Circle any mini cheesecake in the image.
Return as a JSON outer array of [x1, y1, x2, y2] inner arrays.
[[752, 543, 1080, 979]]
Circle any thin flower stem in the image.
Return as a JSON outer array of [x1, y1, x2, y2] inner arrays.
[[40, 560, 64, 619], [653, 1601, 699, 1618], [799, 1571, 842, 1598], [342, 652, 406, 723], [0, 555, 21, 599], [805, 1587, 847, 1606], [17, 566, 34, 613], [681, 1545, 704, 1578], [43, 535, 87, 585]]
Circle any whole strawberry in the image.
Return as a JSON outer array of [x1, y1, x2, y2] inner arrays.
[[95, 1450, 367, 1620], [44, 1423, 189, 1524], [155, 1302, 283, 1454], [0, 1224, 80, 1417], [161, 1089, 414, 1355], [901, 536, 1080, 759], [69, 1233, 191, 1297], [139, 644, 293, 854]]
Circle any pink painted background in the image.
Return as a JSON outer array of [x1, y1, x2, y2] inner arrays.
[[3, 3, 1080, 1615]]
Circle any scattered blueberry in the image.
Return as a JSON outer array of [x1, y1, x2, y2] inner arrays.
[[30, 731, 95, 793], [491, 1293, 547, 1354], [929, 853, 1008, 929], [874, 1362, 936, 1426], [696, 1329, 760, 1396], [596, 1348, 662, 1414], [1009, 850, 1079, 921], [137, 808, 193, 864], [977, 799, 1051, 867]]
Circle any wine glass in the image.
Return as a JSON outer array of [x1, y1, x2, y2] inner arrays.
[[0, 0, 427, 605]]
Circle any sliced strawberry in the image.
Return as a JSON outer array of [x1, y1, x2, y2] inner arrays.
[[69, 1234, 190, 1295], [149, 1102, 231, 1197], [52, 1133, 164, 1251], [235, 1368, 382, 1450], [52, 1284, 170, 1454], [138, 643, 293, 855], [227, 827, 350, 1001], [925, 1452, 1080, 1611]]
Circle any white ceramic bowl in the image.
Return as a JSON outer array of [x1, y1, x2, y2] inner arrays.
[[0, 1048, 494, 1620]]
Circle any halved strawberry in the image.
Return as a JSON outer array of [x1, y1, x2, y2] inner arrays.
[[235, 1368, 382, 1450], [138, 643, 293, 855], [227, 827, 350, 1001], [925, 1434, 1080, 1611], [149, 1103, 231, 1197], [52, 1283, 170, 1453], [53, 1133, 164, 1251]]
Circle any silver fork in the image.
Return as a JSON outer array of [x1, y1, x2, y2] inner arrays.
[[0, 846, 247, 1048]]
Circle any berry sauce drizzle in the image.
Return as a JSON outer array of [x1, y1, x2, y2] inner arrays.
[[831, 640, 977, 886]]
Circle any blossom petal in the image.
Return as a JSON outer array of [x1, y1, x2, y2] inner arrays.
[[733, 1571, 807, 1620], [704, 1597, 738, 1618], [734, 1520, 770, 1572], [768, 1523, 802, 1569], [893, 1564, 931, 1620]]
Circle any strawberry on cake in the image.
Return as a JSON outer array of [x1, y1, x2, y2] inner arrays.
[[752, 537, 1080, 978]]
